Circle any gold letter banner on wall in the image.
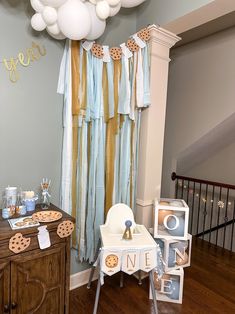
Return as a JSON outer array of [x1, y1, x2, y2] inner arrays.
[[0, 42, 46, 83]]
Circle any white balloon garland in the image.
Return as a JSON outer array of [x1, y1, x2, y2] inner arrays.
[[30, 0, 147, 40]]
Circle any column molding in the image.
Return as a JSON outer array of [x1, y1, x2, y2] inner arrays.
[[149, 25, 181, 49], [136, 25, 180, 228]]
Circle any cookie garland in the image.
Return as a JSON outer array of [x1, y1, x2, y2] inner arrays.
[[137, 27, 151, 42], [109, 47, 122, 61], [127, 38, 140, 52], [90, 26, 150, 60], [9, 232, 31, 254], [91, 43, 104, 59], [57, 220, 75, 238]]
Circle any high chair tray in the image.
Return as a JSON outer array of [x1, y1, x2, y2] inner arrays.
[[100, 224, 157, 249]]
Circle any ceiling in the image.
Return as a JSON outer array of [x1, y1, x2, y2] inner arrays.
[[175, 10, 235, 48]]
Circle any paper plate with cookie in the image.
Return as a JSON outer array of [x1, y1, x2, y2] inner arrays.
[[8, 216, 40, 230]]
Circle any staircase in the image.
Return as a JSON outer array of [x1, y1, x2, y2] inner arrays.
[[172, 172, 235, 252]]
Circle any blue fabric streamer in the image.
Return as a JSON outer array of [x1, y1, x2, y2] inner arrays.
[[59, 40, 151, 262]]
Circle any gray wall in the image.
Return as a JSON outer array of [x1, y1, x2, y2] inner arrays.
[[0, 0, 64, 206], [100, 8, 137, 46], [136, 0, 214, 29], [162, 26, 235, 197], [185, 142, 235, 185], [2, 0, 222, 276], [0, 1, 138, 207], [0, 0, 138, 275]]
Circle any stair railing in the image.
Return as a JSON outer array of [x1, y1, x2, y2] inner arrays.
[[171, 172, 235, 252]]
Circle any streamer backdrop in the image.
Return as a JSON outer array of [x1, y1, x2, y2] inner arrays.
[[58, 28, 151, 262]]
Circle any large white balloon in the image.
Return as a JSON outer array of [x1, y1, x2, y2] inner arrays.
[[96, 0, 110, 20], [106, 0, 120, 6], [42, 6, 57, 25], [109, 2, 121, 16], [121, 0, 146, 8], [58, 0, 91, 40], [47, 23, 60, 35], [40, 0, 67, 7], [85, 2, 106, 40], [30, 0, 44, 12], [31, 13, 47, 31], [47, 30, 66, 40]]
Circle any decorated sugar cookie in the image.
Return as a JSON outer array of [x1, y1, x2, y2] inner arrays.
[[9, 233, 31, 254], [109, 47, 122, 60], [92, 43, 104, 58], [137, 27, 151, 42], [57, 220, 74, 238], [127, 38, 139, 52]]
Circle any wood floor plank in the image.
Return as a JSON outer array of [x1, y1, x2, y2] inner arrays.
[[70, 238, 235, 313]]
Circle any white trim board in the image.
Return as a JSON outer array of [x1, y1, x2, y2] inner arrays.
[[136, 199, 153, 207], [70, 268, 99, 291]]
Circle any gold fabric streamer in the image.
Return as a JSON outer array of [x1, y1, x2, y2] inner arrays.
[[71, 41, 80, 116], [105, 60, 121, 215], [71, 41, 80, 245]]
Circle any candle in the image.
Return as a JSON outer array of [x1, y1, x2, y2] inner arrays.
[[23, 191, 35, 199]]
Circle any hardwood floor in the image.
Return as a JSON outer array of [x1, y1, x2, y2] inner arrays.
[[69, 238, 235, 313]]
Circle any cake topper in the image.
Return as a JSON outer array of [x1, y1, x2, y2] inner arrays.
[[122, 220, 133, 240]]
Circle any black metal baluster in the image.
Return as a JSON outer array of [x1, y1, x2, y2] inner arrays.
[[186, 180, 190, 205], [175, 178, 178, 199], [222, 188, 229, 249], [190, 181, 196, 234], [172, 173, 235, 250], [196, 183, 202, 235], [202, 184, 208, 240], [230, 201, 235, 252], [215, 187, 222, 246], [208, 185, 215, 244], [181, 179, 184, 199]]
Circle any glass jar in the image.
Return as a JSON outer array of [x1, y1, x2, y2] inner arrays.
[[41, 190, 51, 210], [2, 196, 15, 218]]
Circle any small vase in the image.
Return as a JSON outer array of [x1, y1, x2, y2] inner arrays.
[[41, 191, 50, 210]]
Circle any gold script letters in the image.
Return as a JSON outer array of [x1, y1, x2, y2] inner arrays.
[[2, 42, 46, 83]]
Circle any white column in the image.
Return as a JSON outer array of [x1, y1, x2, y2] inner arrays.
[[136, 25, 180, 228]]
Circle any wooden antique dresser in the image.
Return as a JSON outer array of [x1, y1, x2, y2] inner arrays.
[[0, 204, 74, 314]]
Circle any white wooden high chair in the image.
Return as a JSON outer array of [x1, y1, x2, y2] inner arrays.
[[87, 203, 158, 314]]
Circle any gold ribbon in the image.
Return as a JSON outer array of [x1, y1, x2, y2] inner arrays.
[[71, 41, 80, 116], [105, 60, 121, 215], [71, 41, 81, 245]]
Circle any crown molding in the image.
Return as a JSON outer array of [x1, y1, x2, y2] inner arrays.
[[149, 24, 181, 49]]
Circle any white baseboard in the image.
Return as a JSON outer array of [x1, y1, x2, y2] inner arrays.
[[136, 199, 153, 207], [70, 268, 99, 291]]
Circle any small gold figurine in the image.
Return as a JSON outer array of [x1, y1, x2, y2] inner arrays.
[[122, 220, 133, 240]]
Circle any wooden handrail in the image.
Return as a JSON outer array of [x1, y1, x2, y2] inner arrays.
[[196, 219, 235, 238], [171, 172, 235, 251], [171, 172, 235, 190]]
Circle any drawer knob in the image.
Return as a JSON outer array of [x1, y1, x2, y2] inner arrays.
[[3, 304, 10, 313], [11, 302, 18, 309]]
